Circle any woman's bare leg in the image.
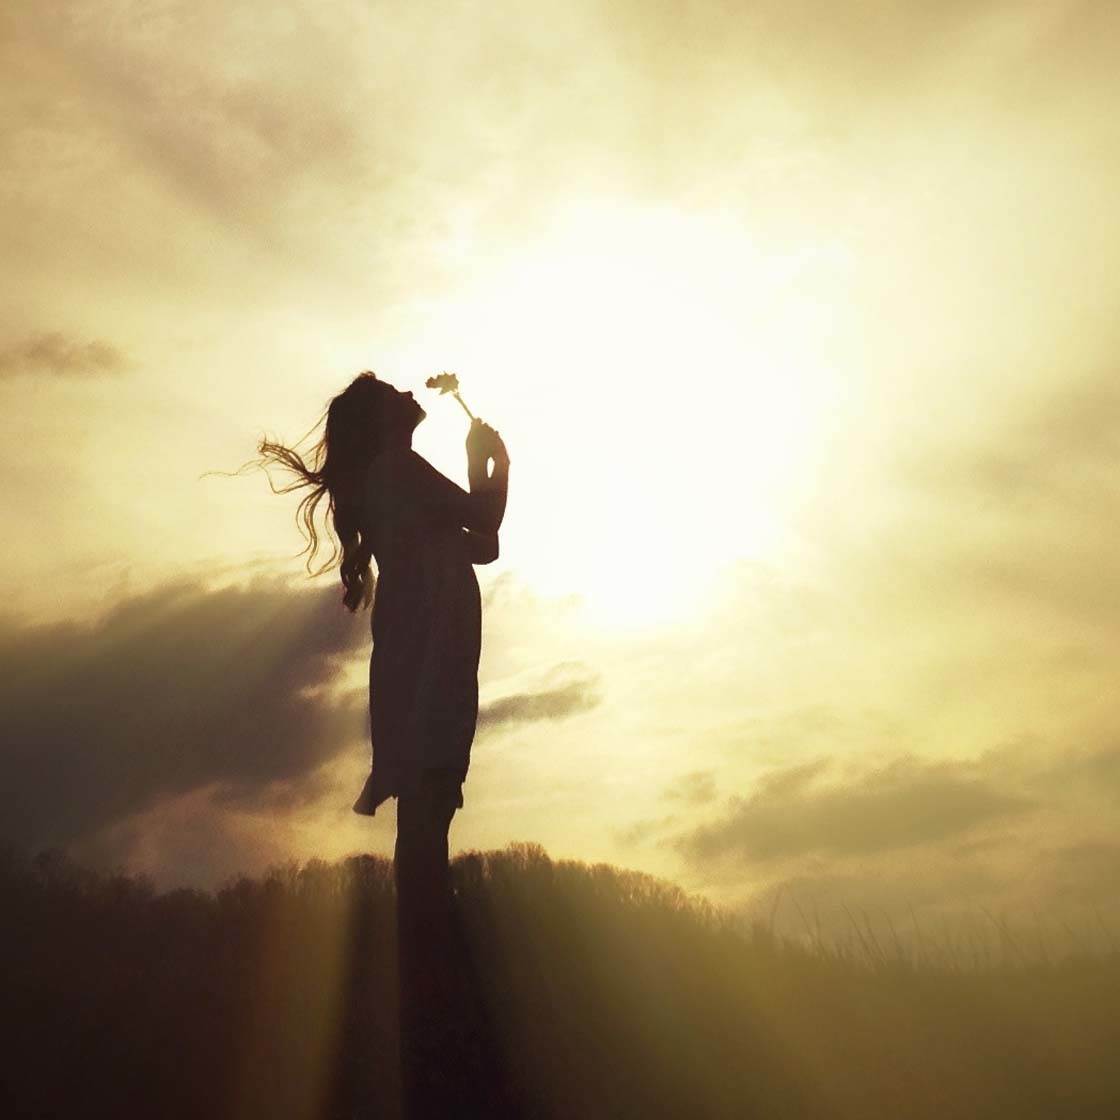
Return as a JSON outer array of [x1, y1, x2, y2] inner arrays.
[[395, 770, 462, 1117]]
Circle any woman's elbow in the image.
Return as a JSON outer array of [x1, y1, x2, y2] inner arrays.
[[466, 491, 503, 535], [469, 531, 499, 565]]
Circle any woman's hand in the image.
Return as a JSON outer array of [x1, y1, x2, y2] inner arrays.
[[465, 418, 509, 531], [466, 419, 509, 467], [490, 428, 509, 469]]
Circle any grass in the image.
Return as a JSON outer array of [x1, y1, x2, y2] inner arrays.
[[2, 842, 1118, 1118]]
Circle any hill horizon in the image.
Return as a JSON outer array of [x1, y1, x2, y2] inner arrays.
[[4, 841, 1117, 1119]]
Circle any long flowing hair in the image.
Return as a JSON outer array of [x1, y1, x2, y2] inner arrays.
[[253, 371, 383, 612]]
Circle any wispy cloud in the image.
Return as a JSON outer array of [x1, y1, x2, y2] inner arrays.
[[663, 770, 717, 806], [675, 755, 1034, 865], [665, 741, 1120, 935], [479, 662, 603, 730], [0, 332, 127, 379]]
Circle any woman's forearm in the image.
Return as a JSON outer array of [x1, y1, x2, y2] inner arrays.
[[467, 452, 487, 492], [467, 455, 508, 533], [487, 459, 508, 532]]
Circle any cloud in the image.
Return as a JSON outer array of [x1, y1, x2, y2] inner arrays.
[[13, 0, 1105, 282], [902, 365, 1120, 516], [65, 783, 303, 890], [865, 362, 1120, 653], [662, 740, 1120, 939], [6, 1, 364, 223], [478, 662, 603, 730], [0, 332, 127, 379], [674, 755, 1035, 865], [615, 814, 679, 848], [0, 574, 368, 852], [663, 770, 717, 806]]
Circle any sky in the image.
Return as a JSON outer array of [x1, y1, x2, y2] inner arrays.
[[3, 0, 1120, 941]]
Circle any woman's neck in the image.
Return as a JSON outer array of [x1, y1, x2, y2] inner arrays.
[[380, 427, 413, 453]]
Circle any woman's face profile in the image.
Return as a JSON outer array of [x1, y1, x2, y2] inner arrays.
[[375, 381, 426, 438]]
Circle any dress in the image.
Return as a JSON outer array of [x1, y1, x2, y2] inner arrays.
[[352, 448, 482, 816]]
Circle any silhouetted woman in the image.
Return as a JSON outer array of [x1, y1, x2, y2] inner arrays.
[[256, 370, 509, 1116]]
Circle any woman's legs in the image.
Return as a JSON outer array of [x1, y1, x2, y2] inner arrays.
[[395, 768, 464, 1117]]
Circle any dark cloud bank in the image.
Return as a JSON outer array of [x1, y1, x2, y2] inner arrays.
[[0, 575, 368, 854], [0, 574, 604, 871]]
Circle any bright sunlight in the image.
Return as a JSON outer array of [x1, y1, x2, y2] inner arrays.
[[406, 201, 850, 627]]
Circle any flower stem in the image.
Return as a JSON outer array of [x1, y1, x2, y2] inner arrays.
[[452, 391, 475, 421]]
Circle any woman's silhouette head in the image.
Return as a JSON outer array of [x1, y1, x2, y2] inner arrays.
[[328, 372, 426, 461], [253, 370, 417, 613]]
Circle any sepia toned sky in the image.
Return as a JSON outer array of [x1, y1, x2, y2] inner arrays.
[[3, 0, 1120, 938]]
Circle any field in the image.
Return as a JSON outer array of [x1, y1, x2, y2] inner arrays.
[[3, 844, 1117, 1119]]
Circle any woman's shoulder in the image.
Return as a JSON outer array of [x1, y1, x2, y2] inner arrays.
[[363, 448, 431, 510]]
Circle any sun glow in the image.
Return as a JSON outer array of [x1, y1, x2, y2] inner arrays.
[[405, 201, 850, 628]]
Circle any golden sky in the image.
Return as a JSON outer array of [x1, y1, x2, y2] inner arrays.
[[3, 0, 1119, 936]]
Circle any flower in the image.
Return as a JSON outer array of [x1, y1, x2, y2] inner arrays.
[[424, 371, 475, 420], [425, 371, 460, 395]]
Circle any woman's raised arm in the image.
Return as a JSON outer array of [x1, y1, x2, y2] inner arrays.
[[399, 421, 509, 534], [466, 419, 508, 534]]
